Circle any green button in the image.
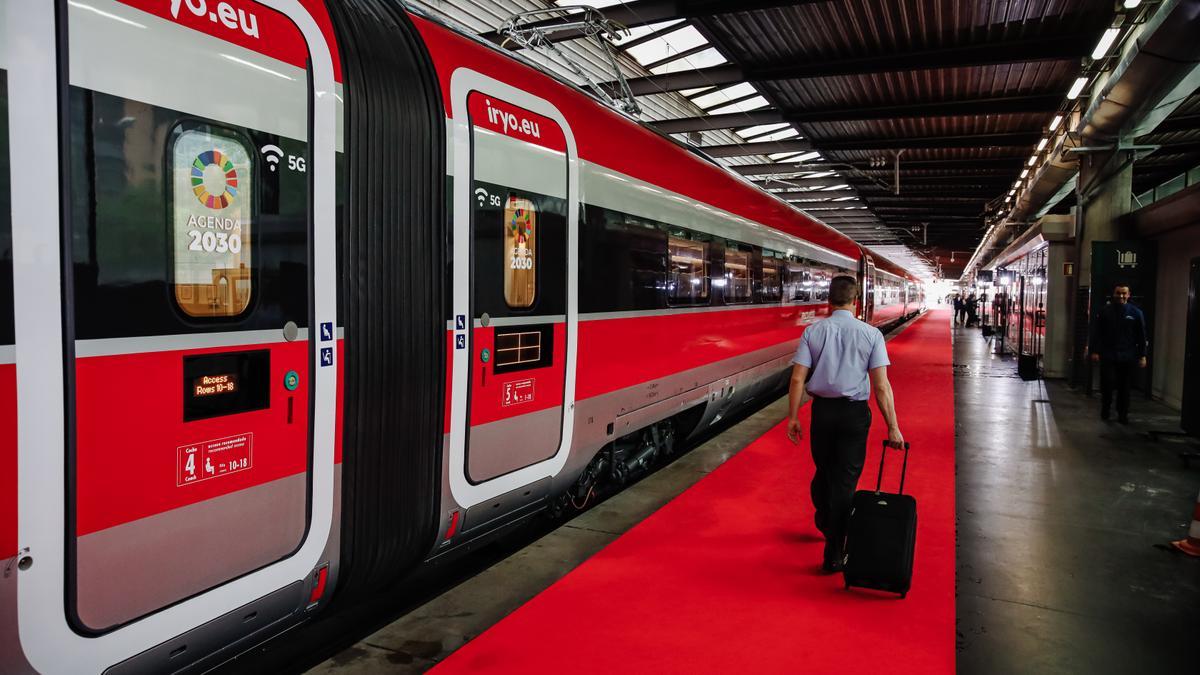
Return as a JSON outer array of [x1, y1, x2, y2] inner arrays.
[[481, 348, 491, 364], [284, 370, 300, 391]]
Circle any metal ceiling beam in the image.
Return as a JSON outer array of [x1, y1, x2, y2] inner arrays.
[[751, 176, 851, 188], [651, 94, 1063, 133], [820, 132, 1040, 151], [861, 194, 993, 201], [852, 175, 1015, 184], [872, 205, 982, 212], [1139, 113, 1200, 137], [736, 161, 1024, 177], [610, 32, 1093, 95], [770, 189, 858, 199], [702, 139, 813, 157], [791, 200, 864, 207], [841, 157, 1028, 169], [481, 0, 831, 47]]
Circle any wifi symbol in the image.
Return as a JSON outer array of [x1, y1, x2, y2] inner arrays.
[[261, 144, 284, 172], [474, 187, 489, 207]]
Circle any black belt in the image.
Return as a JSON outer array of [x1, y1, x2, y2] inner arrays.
[[810, 394, 867, 403]]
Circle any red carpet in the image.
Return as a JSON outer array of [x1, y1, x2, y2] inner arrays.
[[434, 310, 955, 674]]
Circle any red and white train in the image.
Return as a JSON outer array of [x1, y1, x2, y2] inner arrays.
[[0, 1, 923, 671]]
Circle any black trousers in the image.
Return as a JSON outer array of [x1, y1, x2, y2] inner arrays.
[[1100, 360, 1136, 418], [810, 397, 872, 558]]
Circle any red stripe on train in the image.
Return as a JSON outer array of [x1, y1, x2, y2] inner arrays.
[[575, 305, 828, 401], [1, 364, 15, 558]]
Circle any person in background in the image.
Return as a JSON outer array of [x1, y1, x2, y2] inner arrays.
[[953, 294, 964, 325], [786, 275, 904, 574], [966, 292, 979, 327], [1088, 283, 1148, 424]]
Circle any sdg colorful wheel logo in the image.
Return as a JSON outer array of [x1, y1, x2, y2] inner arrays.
[[191, 149, 239, 209]]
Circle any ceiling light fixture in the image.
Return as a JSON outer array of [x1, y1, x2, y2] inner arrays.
[[1027, 155, 1037, 167], [1036, 138, 1048, 152], [1091, 28, 1121, 60], [1123, 0, 1142, 7], [1020, 169, 1029, 178], [1067, 76, 1088, 100], [1049, 115, 1063, 132]]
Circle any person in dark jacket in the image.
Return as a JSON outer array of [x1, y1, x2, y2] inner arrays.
[[953, 294, 964, 325], [1088, 284, 1148, 424]]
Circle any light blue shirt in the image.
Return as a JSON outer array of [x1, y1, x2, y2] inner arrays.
[[792, 309, 890, 401]]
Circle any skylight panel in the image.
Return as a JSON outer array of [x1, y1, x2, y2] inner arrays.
[[708, 96, 769, 115], [556, 0, 624, 7], [691, 82, 756, 109], [626, 26, 709, 65], [770, 152, 802, 161], [737, 123, 789, 138], [610, 19, 685, 47], [749, 128, 799, 142], [649, 48, 727, 75]]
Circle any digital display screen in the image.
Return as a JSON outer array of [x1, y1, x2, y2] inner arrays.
[[183, 350, 269, 421], [192, 373, 239, 397]]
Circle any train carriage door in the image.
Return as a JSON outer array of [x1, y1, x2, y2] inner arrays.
[[861, 257, 876, 322], [449, 73, 578, 509], [8, 1, 338, 670]]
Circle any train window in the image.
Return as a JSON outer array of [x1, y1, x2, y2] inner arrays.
[[811, 263, 832, 302], [503, 195, 538, 309], [761, 254, 783, 302], [786, 261, 811, 302], [723, 245, 751, 303], [171, 128, 254, 318], [667, 235, 709, 304]]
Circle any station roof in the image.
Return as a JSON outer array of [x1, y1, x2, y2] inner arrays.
[[465, 0, 1194, 279]]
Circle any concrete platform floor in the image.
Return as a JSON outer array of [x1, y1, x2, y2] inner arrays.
[[955, 325, 1200, 673], [310, 394, 792, 674]]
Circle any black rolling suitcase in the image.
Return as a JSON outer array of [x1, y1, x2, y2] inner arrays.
[[843, 440, 916, 597]]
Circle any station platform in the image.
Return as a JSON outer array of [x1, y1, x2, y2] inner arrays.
[[955, 323, 1200, 673]]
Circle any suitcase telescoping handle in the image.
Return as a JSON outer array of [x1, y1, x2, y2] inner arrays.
[[875, 440, 912, 495]]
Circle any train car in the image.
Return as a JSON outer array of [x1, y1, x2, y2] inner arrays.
[[0, 1, 923, 672]]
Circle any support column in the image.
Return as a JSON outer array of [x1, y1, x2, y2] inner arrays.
[[1076, 148, 1135, 285], [1071, 145, 1135, 385]]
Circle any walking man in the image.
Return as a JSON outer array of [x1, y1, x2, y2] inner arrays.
[[786, 275, 904, 573], [1089, 283, 1148, 424]]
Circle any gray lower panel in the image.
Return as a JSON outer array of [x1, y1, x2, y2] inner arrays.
[[76, 473, 307, 630], [104, 581, 305, 675], [462, 477, 551, 533], [467, 406, 562, 483]]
